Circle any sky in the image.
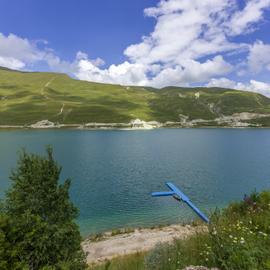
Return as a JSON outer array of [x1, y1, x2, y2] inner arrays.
[[1, 0, 270, 95]]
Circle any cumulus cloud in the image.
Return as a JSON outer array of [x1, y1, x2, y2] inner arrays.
[[147, 56, 232, 88], [0, 33, 66, 71], [0, 56, 25, 69], [125, 0, 238, 65], [0, 33, 43, 69], [227, 0, 270, 35], [76, 60, 149, 86], [74, 54, 232, 87], [248, 40, 270, 72], [74, 0, 270, 87], [207, 78, 270, 97], [0, 33, 104, 75]]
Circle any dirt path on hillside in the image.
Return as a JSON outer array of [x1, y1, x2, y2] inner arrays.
[[41, 77, 56, 99], [41, 77, 66, 116], [57, 103, 65, 115]]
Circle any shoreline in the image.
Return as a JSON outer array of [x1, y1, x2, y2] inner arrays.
[[82, 224, 207, 264], [1, 112, 270, 130], [1, 124, 270, 130]]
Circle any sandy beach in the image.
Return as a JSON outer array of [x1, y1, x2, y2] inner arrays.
[[82, 224, 206, 264]]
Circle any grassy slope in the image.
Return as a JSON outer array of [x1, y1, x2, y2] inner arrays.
[[0, 68, 155, 125], [1, 67, 270, 125], [150, 87, 270, 122]]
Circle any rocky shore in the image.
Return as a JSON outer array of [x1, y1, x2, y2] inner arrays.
[[1, 112, 270, 130]]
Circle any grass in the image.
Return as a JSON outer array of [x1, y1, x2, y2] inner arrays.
[[1, 68, 270, 125], [87, 228, 136, 242], [88, 253, 146, 270], [89, 190, 270, 270], [111, 227, 135, 236]]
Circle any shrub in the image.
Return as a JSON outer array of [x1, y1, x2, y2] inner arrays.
[[144, 190, 270, 270], [3, 147, 86, 270], [144, 234, 213, 270], [209, 191, 270, 270]]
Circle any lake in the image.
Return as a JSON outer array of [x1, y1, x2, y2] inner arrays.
[[0, 128, 270, 236]]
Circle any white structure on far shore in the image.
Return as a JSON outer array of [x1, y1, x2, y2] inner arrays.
[[30, 120, 56, 128], [130, 119, 158, 129]]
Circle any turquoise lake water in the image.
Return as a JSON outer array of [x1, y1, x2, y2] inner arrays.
[[0, 128, 270, 236]]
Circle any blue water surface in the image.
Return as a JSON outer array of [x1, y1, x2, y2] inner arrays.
[[0, 128, 270, 236]]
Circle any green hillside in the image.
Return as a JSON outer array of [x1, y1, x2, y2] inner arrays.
[[150, 87, 270, 122], [1, 67, 270, 126]]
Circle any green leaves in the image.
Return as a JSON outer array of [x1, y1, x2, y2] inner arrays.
[[1, 146, 86, 270], [0, 214, 27, 270], [143, 191, 270, 270]]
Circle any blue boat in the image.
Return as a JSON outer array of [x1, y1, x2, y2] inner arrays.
[[152, 182, 209, 223]]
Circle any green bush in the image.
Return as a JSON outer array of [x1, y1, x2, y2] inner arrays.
[[1, 147, 86, 270], [208, 191, 270, 270], [0, 213, 28, 270], [144, 190, 270, 270], [144, 234, 213, 270], [88, 253, 145, 270]]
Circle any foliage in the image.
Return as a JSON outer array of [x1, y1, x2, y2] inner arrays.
[[90, 190, 270, 270], [144, 234, 212, 270], [88, 253, 146, 270], [111, 227, 135, 236], [1, 147, 86, 270], [208, 191, 270, 270], [144, 190, 270, 270], [0, 213, 28, 269]]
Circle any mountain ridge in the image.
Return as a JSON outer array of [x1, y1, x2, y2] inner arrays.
[[1, 66, 270, 127]]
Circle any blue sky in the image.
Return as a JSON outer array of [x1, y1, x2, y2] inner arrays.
[[0, 0, 157, 65], [0, 0, 270, 95]]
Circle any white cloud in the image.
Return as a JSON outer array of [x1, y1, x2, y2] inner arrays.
[[0, 33, 43, 69], [0, 33, 66, 71], [74, 54, 232, 88], [0, 33, 105, 75], [207, 78, 270, 97], [75, 0, 270, 87], [248, 80, 270, 97], [126, 0, 237, 65], [0, 56, 25, 69], [76, 51, 105, 67], [148, 56, 232, 88], [248, 40, 270, 72], [227, 0, 270, 35], [76, 60, 149, 86], [207, 78, 242, 89]]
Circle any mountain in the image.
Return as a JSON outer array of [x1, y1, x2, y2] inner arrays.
[[1, 67, 270, 127]]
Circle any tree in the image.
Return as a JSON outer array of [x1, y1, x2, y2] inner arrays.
[[4, 146, 86, 270], [0, 213, 28, 270]]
